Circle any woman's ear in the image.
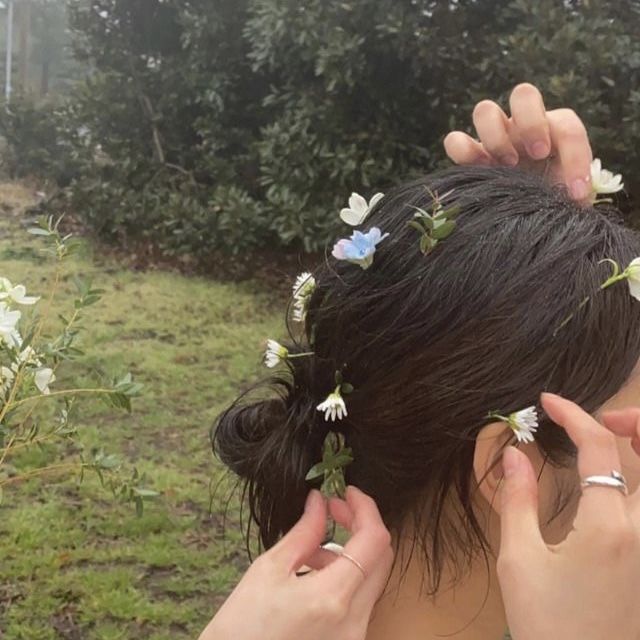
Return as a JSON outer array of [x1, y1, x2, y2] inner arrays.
[[473, 421, 513, 510]]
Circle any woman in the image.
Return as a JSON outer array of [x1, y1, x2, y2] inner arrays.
[[203, 85, 640, 639]]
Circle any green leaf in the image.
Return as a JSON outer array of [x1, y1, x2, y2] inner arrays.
[[431, 220, 456, 240], [407, 220, 427, 234], [305, 463, 327, 481], [132, 487, 160, 497], [341, 382, 354, 394], [27, 228, 51, 236]]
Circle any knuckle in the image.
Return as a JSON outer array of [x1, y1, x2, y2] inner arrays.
[[319, 595, 349, 621], [372, 524, 392, 550], [251, 552, 278, 575]]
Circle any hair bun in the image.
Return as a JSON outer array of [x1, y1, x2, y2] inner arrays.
[[213, 377, 321, 548]]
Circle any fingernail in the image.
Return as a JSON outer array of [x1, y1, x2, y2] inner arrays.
[[570, 178, 590, 201], [500, 154, 519, 167], [502, 446, 520, 478], [529, 141, 550, 159]]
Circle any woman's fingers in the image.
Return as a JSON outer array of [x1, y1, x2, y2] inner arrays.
[[508, 83, 551, 160], [269, 489, 328, 574], [472, 100, 519, 166], [541, 393, 627, 524], [315, 486, 392, 598], [498, 445, 545, 561], [443, 131, 493, 166], [303, 498, 356, 571], [602, 408, 640, 457], [546, 109, 593, 201]]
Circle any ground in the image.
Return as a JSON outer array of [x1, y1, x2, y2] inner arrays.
[[0, 183, 283, 639]]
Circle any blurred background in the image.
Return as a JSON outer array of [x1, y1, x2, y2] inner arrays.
[[0, 1, 639, 639]]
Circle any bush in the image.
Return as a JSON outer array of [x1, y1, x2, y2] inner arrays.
[[3, 0, 640, 259]]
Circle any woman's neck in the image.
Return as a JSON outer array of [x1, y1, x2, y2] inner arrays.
[[366, 550, 507, 640]]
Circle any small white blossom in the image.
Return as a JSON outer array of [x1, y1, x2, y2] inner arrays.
[[590, 158, 624, 200], [264, 339, 288, 368], [0, 302, 22, 348], [0, 278, 39, 305], [626, 258, 640, 301], [292, 272, 316, 322], [340, 192, 384, 226], [316, 387, 347, 422], [508, 406, 539, 444], [0, 366, 14, 396], [14, 346, 42, 370], [34, 367, 56, 395]]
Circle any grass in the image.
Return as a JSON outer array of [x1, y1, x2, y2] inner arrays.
[[0, 183, 284, 639]]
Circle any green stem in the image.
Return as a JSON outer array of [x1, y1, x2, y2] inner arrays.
[[6, 388, 120, 411], [553, 295, 591, 337]]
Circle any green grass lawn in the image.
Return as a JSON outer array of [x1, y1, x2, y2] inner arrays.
[[0, 184, 284, 639]]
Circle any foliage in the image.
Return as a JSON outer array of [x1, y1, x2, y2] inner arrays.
[[3, 0, 640, 258], [0, 189, 281, 638], [0, 213, 155, 514]]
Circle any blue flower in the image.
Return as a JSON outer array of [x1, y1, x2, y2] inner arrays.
[[331, 227, 389, 270]]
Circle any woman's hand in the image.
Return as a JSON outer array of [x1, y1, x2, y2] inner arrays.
[[444, 83, 593, 202], [200, 486, 393, 640], [498, 392, 640, 640]]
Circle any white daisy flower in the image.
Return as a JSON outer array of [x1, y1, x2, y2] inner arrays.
[[340, 192, 384, 226], [489, 406, 539, 444], [0, 278, 40, 305], [508, 406, 539, 443], [292, 272, 316, 322], [625, 258, 640, 302], [0, 302, 22, 348], [316, 387, 347, 422], [34, 367, 56, 395], [264, 339, 288, 368], [590, 158, 624, 201], [0, 365, 14, 396]]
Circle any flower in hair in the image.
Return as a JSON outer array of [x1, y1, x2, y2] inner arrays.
[[292, 272, 316, 322], [332, 227, 389, 270], [590, 158, 623, 203], [488, 406, 539, 444], [317, 386, 348, 422], [625, 258, 640, 301], [264, 339, 288, 368], [340, 192, 384, 226], [264, 339, 313, 368], [597, 258, 640, 302]]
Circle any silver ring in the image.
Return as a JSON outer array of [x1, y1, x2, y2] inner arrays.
[[581, 470, 629, 496], [321, 542, 366, 578]]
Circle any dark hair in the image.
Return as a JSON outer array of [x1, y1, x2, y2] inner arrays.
[[213, 165, 640, 592]]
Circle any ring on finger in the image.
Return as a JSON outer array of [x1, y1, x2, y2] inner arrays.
[[581, 470, 629, 496], [321, 542, 366, 578]]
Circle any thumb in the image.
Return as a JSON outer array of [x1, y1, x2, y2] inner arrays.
[[499, 446, 545, 557]]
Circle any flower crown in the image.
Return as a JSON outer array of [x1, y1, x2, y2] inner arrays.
[[262, 159, 627, 497]]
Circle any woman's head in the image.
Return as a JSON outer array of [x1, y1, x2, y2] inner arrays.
[[214, 165, 640, 592]]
